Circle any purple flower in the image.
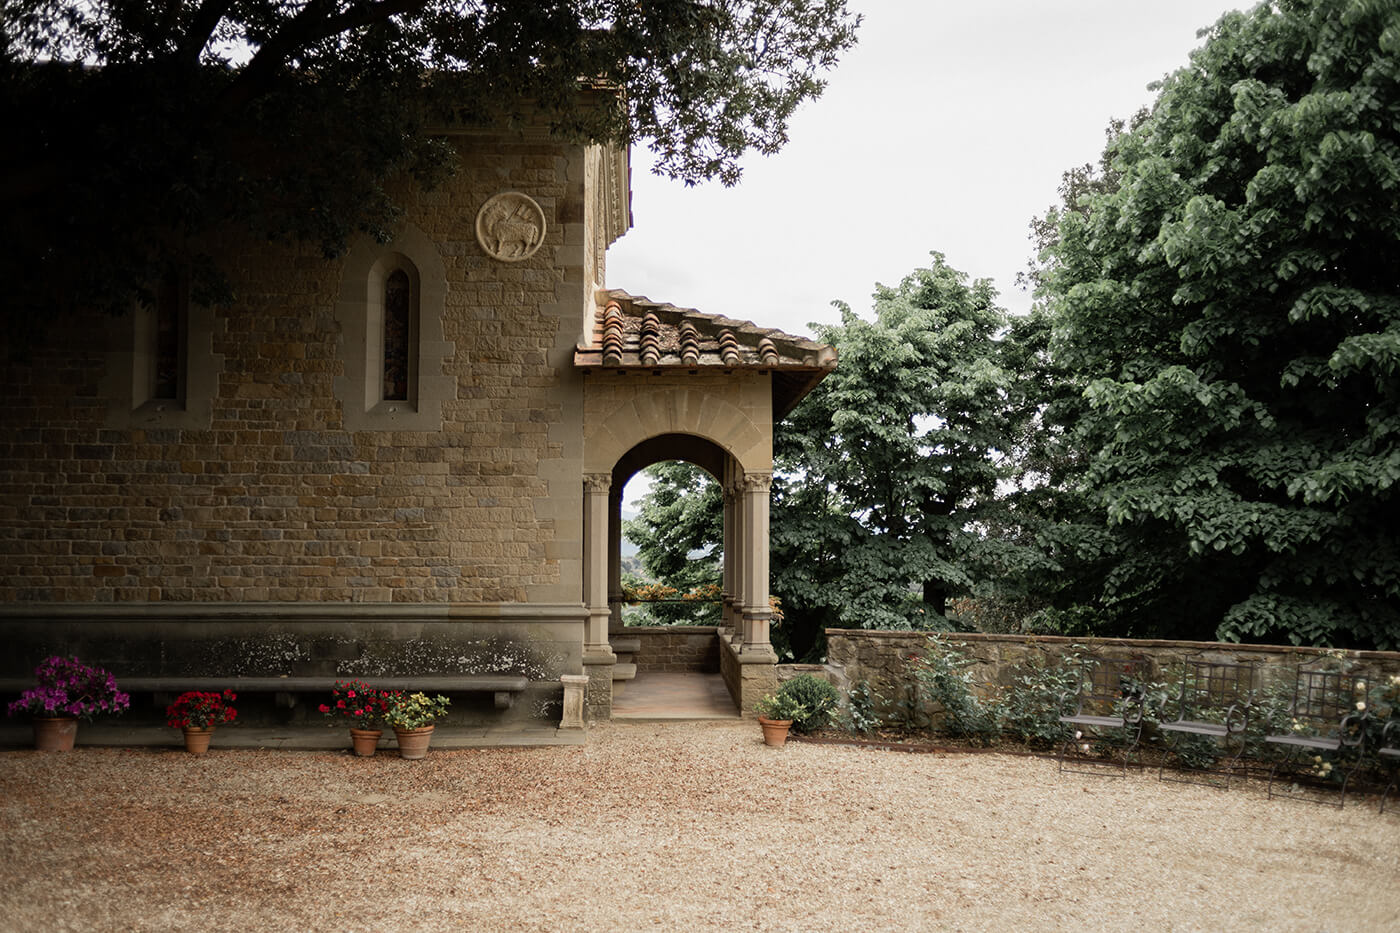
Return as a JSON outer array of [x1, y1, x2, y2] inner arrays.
[[7, 656, 129, 721]]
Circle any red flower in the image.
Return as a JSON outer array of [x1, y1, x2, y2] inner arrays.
[[318, 704, 329, 713], [347, 690, 356, 698], [337, 700, 346, 709]]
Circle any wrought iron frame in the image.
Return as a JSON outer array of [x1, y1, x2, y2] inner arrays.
[[1057, 656, 1148, 777], [1264, 661, 1368, 809], [1157, 657, 1259, 789], [1379, 719, 1400, 815]]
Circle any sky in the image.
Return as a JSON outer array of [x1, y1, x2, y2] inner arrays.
[[606, 0, 1249, 340]]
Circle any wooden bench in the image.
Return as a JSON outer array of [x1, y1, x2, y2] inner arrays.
[[1157, 657, 1258, 787], [1057, 656, 1149, 776], [1, 675, 531, 710]]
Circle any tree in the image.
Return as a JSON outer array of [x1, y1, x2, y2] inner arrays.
[[770, 253, 1048, 653], [1036, 0, 1400, 648], [1, 0, 859, 316], [622, 461, 723, 625]]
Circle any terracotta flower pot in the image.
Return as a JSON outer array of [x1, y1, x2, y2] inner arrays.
[[393, 725, 435, 760], [758, 716, 793, 748], [33, 717, 78, 752], [182, 727, 214, 755], [349, 727, 383, 757]]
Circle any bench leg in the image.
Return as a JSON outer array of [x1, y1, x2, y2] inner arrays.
[[493, 692, 513, 710]]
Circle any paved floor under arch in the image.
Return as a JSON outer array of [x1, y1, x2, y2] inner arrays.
[[611, 671, 740, 720]]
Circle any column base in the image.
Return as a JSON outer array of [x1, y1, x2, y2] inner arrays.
[[581, 654, 615, 721], [719, 637, 778, 716]]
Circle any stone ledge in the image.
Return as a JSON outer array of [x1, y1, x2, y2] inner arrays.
[[0, 723, 586, 750]]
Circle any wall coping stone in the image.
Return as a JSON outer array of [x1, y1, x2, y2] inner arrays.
[[825, 629, 1400, 665]]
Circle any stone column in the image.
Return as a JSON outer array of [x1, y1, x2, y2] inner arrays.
[[727, 475, 746, 648], [607, 478, 624, 633], [582, 473, 616, 719], [582, 473, 615, 659], [721, 478, 739, 634], [739, 471, 775, 657]]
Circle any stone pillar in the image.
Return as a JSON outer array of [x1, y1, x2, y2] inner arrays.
[[608, 478, 624, 633], [560, 674, 589, 730], [582, 473, 615, 719], [739, 471, 775, 658], [721, 477, 739, 633]]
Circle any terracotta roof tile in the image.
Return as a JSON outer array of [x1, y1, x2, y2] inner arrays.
[[575, 289, 837, 417]]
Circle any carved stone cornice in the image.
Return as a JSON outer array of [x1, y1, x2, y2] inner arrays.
[[583, 473, 612, 493]]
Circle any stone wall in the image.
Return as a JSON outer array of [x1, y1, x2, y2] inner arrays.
[[627, 626, 720, 672], [826, 629, 1400, 719], [0, 133, 592, 608], [0, 131, 627, 720]]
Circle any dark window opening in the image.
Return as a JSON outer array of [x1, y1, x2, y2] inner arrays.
[[383, 269, 411, 401]]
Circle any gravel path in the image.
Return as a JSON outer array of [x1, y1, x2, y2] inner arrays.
[[1, 719, 1396, 932]]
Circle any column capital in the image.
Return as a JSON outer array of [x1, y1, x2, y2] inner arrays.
[[740, 472, 773, 493], [583, 472, 612, 493]]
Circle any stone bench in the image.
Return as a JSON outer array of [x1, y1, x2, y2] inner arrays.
[[0, 675, 531, 710]]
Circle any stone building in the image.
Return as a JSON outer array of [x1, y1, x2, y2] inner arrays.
[[0, 125, 835, 724]]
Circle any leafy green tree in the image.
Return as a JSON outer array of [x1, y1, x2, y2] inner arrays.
[[622, 461, 722, 625], [1, 0, 859, 317], [771, 253, 1049, 649], [1036, 0, 1400, 648]]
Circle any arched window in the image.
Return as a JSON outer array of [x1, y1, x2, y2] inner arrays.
[[105, 266, 219, 430], [151, 270, 184, 402], [333, 225, 449, 432]]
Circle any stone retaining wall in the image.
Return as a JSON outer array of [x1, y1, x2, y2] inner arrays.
[[627, 626, 720, 673], [825, 628, 1400, 718]]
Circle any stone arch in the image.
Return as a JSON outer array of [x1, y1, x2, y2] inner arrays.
[[580, 410, 777, 717], [608, 433, 734, 635], [581, 380, 773, 479]]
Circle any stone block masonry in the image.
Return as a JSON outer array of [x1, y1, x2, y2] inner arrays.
[[826, 629, 1400, 722], [0, 134, 589, 608], [627, 626, 721, 673]]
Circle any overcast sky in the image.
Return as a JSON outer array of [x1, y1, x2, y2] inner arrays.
[[606, 0, 1247, 340]]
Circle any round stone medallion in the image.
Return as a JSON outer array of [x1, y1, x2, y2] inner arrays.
[[475, 192, 547, 262]]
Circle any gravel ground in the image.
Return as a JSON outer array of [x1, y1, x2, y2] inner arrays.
[[1, 719, 1396, 932]]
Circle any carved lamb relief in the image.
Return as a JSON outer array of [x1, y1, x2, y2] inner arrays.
[[475, 191, 547, 262]]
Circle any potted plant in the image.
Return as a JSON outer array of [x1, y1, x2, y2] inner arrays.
[[382, 691, 451, 760], [6, 656, 130, 751], [754, 691, 808, 748], [319, 680, 391, 756], [165, 690, 237, 755]]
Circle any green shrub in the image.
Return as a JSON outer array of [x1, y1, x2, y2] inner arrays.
[[841, 679, 885, 736], [776, 674, 839, 735], [993, 652, 1087, 748], [911, 637, 997, 746]]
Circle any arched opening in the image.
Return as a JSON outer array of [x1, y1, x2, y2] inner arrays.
[[618, 461, 722, 627], [581, 432, 776, 715], [609, 434, 731, 635]]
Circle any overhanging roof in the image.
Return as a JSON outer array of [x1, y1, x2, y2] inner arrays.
[[575, 289, 837, 418]]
